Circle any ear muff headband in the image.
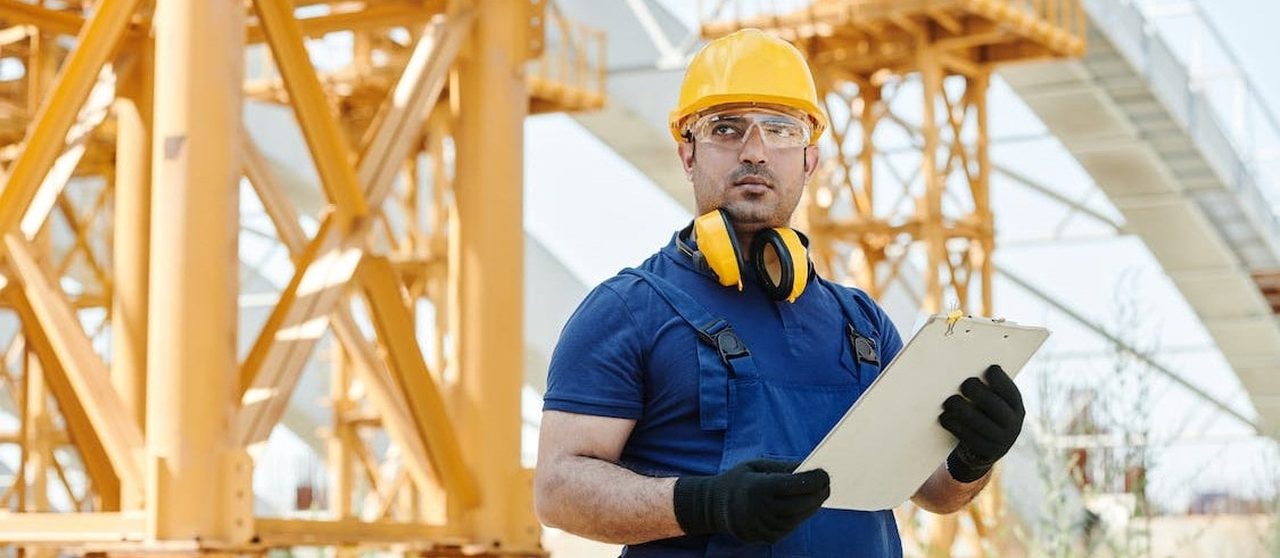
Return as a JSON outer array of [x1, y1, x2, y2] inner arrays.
[[693, 210, 743, 290], [751, 228, 809, 303]]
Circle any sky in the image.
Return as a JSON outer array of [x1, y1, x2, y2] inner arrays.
[[521, 0, 1280, 512]]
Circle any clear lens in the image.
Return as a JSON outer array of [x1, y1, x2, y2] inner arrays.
[[689, 110, 811, 149]]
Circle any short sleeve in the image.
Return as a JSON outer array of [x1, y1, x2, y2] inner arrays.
[[543, 281, 647, 420], [872, 302, 905, 365]]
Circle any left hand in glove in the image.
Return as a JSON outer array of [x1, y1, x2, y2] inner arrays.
[[939, 364, 1025, 483]]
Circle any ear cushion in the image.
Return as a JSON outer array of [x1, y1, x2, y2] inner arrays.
[[751, 228, 810, 302], [693, 209, 744, 290]]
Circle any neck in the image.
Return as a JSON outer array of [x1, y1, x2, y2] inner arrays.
[[734, 229, 758, 261]]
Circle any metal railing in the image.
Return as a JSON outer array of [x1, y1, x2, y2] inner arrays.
[[1132, 0, 1280, 214], [694, 0, 1087, 40], [529, 2, 606, 108], [983, 0, 1088, 40], [1085, 0, 1280, 252]]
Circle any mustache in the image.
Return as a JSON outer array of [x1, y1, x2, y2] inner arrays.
[[729, 164, 777, 187]]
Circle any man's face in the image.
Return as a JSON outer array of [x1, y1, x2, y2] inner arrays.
[[677, 104, 820, 234]]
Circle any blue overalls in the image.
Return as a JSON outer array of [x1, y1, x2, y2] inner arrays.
[[620, 268, 903, 558]]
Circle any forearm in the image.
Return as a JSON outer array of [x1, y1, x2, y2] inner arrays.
[[534, 454, 683, 545], [910, 463, 990, 514]]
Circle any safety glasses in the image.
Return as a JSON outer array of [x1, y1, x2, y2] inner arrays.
[[687, 108, 813, 149]]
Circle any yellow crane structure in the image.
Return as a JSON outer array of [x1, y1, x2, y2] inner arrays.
[[701, 1, 1084, 555], [705, 0, 1085, 316], [0, 0, 601, 556]]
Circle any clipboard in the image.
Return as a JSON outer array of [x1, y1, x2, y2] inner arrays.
[[797, 314, 1050, 511]]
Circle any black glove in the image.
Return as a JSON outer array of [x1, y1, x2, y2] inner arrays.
[[939, 365, 1025, 483], [673, 459, 830, 544]]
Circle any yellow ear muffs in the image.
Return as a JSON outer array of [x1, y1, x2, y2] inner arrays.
[[750, 228, 810, 303], [691, 209, 811, 302], [693, 209, 744, 290]]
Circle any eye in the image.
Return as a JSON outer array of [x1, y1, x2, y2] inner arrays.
[[710, 122, 744, 138], [761, 121, 802, 139]]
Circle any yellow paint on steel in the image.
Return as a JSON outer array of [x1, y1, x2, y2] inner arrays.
[[357, 255, 479, 508], [253, 517, 447, 547], [16, 44, 122, 241], [0, 0, 588, 552], [450, 0, 540, 550], [925, 514, 960, 558], [4, 234, 142, 502], [0, 0, 142, 241], [110, 40, 153, 459], [357, 10, 473, 203], [0, 512, 146, 544], [242, 125, 447, 506], [701, 0, 1086, 64], [237, 14, 471, 447], [527, 6, 608, 113], [236, 214, 354, 443], [241, 128, 308, 255], [0, 0, 85, 37], [251, 0, 370, 221], [919, 47, 945, 314], [144, 0, 247, 542], [330, 309, 442, 513], [23, 346, 51, 513], [972, 72, 995, 317], [245, 2, 444, 44], [327, 342, 354, 519], [241, 133, 452, 508]]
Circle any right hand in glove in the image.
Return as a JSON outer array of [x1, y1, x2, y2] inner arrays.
[[673, 459, 830, 544], [939, 365, 1025, 483]]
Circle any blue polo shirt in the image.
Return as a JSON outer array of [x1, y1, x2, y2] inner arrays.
[[544, 231, 904, 479]]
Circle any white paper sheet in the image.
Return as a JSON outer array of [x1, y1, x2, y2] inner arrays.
[[798, 315, 1050, 511]]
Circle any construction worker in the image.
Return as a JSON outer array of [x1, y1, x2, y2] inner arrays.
[[534, 28, 1025, 557]]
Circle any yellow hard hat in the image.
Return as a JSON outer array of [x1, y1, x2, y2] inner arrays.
[[669, 28, 827, 144]]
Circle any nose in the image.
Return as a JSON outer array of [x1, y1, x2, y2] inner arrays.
[[738, 124, 768, 165]]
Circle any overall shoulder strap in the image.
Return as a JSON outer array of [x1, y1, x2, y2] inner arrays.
[[620, 268, 756, 430], [817, 277, 883, 367]]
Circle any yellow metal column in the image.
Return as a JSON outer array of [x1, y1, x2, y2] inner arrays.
[[918, 46, 946, 314], [924, 514, 960, 558], [450, 0, 539, 550], [111, 38, 152, 509], [22, 348, 56, 558], [971, 72, 994, 317], [23, 348, 50, 513], [856, 86, 882, 297], [145, 0, 250, 544], [15, 340, 29, 512], [328, 342, 353, 520]]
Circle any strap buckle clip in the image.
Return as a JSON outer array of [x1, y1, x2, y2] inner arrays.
[[698, 319, 751, 364], [847, 323, 879, 366]]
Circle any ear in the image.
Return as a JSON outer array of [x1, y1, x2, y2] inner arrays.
[[677, 141, 696, 180], [802, 144, 820, 182]]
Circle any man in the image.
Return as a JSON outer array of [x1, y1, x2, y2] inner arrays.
[[534, 28, 1025, 557]]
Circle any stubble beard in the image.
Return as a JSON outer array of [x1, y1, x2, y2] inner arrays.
[[697, 185, 801, 234], [694, 166, 779, 225]]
